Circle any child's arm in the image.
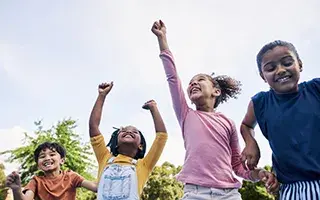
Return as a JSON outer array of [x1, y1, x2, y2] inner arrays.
[[89, 82, 113, 137], [81, 180, 97, 192], [141, 100, 167, 170], [89, 82, 113, 164], [240, 100, 261, 170], [152, 20, 189, 127], [5, 172, 35, 200]]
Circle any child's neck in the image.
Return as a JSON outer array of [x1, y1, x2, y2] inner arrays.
[[44, 169, 61, 178], [196, 104, 214, 112], [118, 147, 137, 158]]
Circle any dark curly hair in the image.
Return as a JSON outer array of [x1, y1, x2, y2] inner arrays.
[[106, 127, 147, 159], [256, 40, 301, 73], [34, 142, 66, 163], [204, 73, 242, 108]]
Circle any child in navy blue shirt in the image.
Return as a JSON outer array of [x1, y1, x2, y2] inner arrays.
[[240, 40, 320, 199]]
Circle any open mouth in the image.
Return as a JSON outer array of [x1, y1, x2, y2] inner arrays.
[[190, 87, 201, 95], [43, 161, 53, 167], [276, 75, 291, 83], [123, 133, 134, 139]]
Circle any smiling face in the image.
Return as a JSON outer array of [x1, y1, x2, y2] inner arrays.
[[260, 46, 302, 94], [187, 74, 220, 105], [117, 126, 141, 148], [37, 148, 64, 173]]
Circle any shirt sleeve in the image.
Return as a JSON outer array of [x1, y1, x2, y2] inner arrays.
[[160, 50, 190, 128], [69, 170, 85, 188], [229, 122, 255, 181], [90, 134, 112, 164], [141, 132, 168, 171], [22, 178, 37, 194], [310, 78, 320, 94]]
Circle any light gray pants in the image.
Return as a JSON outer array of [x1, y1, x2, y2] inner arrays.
[[181, 184, 242, 200]]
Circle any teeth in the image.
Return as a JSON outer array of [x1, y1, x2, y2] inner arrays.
[[278, 76, 290, 83]]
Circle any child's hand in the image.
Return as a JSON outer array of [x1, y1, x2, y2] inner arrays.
[[151, 20, 166, 38], [98, 82, 113, 96], [241, 140, 260, 170], [258, 170, 279, 194], [142, 100, 157, 110], [5, 171, 21, 191]]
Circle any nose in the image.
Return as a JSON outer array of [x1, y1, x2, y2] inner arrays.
[[190, 81, 197, 86], [276, 65, 286, 76]]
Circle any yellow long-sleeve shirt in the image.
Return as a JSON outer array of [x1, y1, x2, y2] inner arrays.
[[90, 132, 167, 196]]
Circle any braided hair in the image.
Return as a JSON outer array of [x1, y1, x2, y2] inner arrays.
[[106, 127, 147, 159]]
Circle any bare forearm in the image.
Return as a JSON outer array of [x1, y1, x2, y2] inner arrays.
[[12, 189, 24, 200], [89, 94, 106, 137], [240, 124, 256, 144], [157, 35, 169, 52], [150, 107, 167, 133]]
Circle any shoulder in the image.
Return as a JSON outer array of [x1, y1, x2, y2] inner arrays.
[[303, 78, 320, 92]]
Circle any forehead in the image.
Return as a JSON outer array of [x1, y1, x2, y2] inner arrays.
[[120, 126, 139, 132], [190, 74, 210, 82], [39, 148, 57, 155], [261, 46, 295, 64]]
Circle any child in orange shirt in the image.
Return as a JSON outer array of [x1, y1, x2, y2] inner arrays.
[[5, 142, 97, 200]]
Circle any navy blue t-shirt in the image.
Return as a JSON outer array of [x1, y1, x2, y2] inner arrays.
[[252, 78, 320, 184]]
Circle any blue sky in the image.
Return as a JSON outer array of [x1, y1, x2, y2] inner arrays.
[[1, 0, 319, 175]]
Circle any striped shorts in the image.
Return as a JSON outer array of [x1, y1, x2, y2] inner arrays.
[[280, 180, 320, 200]]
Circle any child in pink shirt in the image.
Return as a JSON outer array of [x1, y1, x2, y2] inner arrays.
[[151, 20, 278, 199]]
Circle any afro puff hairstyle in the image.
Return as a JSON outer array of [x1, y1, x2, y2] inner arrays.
[[106, 127, 147, 159]]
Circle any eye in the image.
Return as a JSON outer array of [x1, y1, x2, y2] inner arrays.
[[282, 59, 294, 67], [50, 153, 56, 156], [264, 64, 276, 72]]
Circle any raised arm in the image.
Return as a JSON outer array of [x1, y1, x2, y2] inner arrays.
[[152, 20, 189, 126], [141, 100, 168, 170], [89, 82, 113, 165], [240, 100, 260, 170], [89, 82, 113, 137], [5, 172, 35, 200]]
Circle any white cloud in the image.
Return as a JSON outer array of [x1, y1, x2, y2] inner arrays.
[[0, 126, 28, 175]]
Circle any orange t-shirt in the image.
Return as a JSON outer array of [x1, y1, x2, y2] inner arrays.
[[23, 170, 84, 200]]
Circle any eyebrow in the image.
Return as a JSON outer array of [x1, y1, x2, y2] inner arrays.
[[189, 76, 207, 84]]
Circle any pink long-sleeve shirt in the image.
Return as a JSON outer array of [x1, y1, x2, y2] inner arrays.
[[160, 50, 253, 188]]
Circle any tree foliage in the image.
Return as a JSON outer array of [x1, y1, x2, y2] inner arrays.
[[239, 166, 277, 200], [142, 162, 278, 200], [0, 163, 8, 200], [1, 119, 96, 200], [141, 162, 183, 200]]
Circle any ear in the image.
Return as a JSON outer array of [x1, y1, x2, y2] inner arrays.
[[138, 145, 143, 150], [260, 72, 267, 82], [298, 60, 303, 72], [60, 158, 65, 165], [212, 88, 221, 97]]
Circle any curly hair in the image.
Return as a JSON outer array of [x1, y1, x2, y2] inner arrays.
[[256, 40, 301, 73], [106, 127, 147, 159], [204, 74, 242, 108]]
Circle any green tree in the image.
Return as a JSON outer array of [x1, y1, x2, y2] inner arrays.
[[0, 163, 8, 200], [1, 119, 97, 200], [141, 162, 183, 200], [239, 166, 277, 200]]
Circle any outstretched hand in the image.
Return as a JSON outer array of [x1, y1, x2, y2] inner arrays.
[[98, 82, 113, 96], [151, 20, 166, 38], [142, 100, 157, 110], [5, 171, 21, 191]]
